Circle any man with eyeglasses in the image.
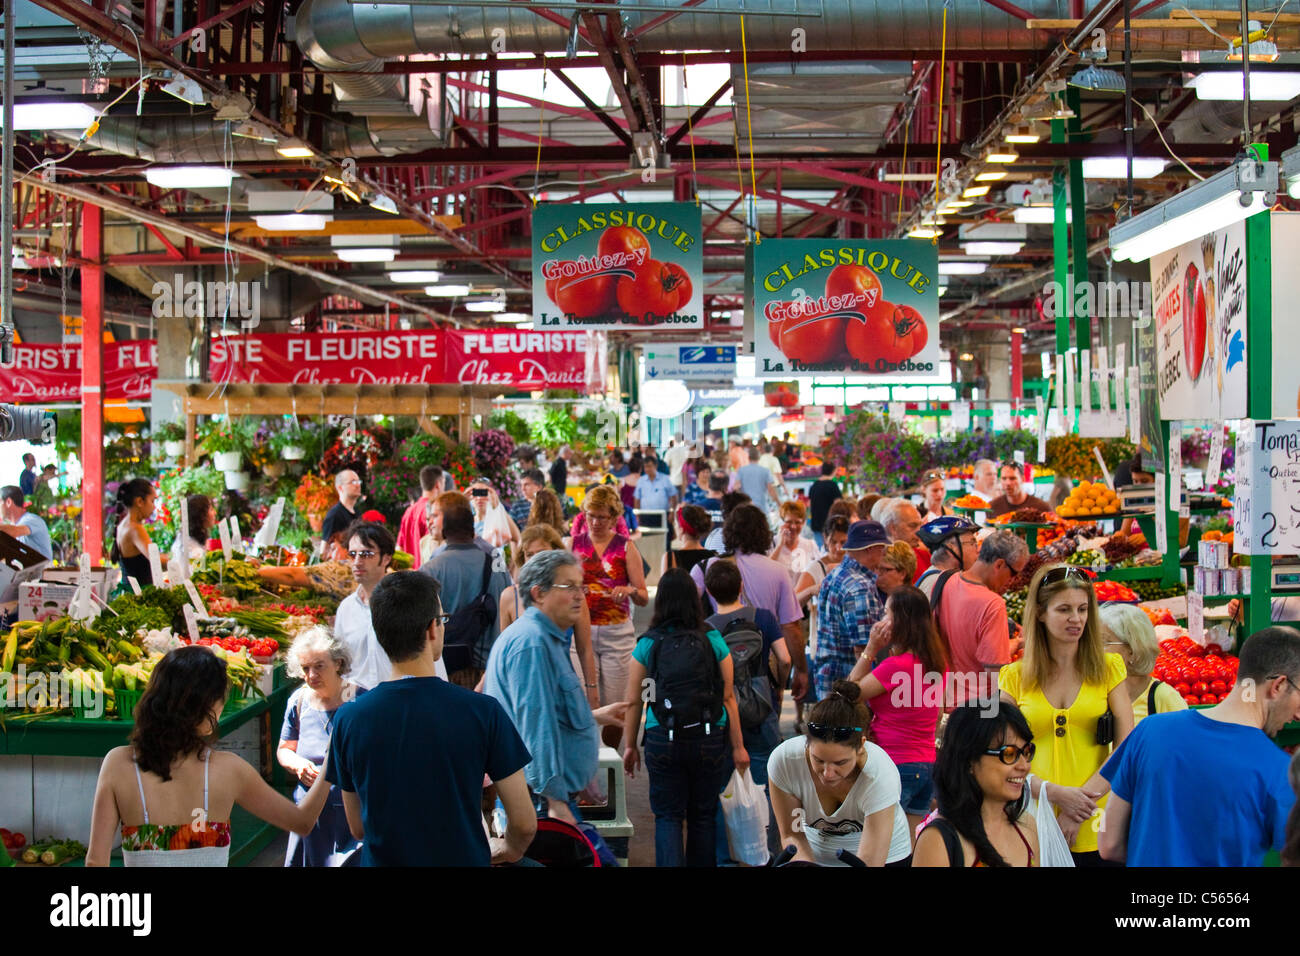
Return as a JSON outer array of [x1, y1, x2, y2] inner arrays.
[[1100, 627, 1300, 866], [484, 550, 628, 828], [335, 521, 447, 690], [321, 470, 364, 551], [931, 529, 1028, 706]]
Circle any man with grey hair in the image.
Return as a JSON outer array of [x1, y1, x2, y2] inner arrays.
[[933, 529, 1028, 705], [484, 549, 626, 826], [971, 459, 999, 501], [869, 496, 897, 523], [880, 498, 929, 577]]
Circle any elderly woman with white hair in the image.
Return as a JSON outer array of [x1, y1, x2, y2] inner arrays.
[[276, 626, 364, 866], [1098, 603, 1188, 726]]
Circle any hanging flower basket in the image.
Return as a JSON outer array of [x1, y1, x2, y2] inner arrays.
[[214, 451, 243, 471], [163, 440, 185, 458], [281, 445, 306, 460], [223, 470, 250, 492], [263, 461, 286, 479]]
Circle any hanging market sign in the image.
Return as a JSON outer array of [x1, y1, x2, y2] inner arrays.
[[643, 345, 736, 381], [442, 329, 606, 392], [752, 239, 941, 379], [1269, 212, 1300, 417], [1233, 419, 1300, 554], [0, 340, 158, 403], [531, 203, 704, 329], [1148, 221, 1248, 420], [208, 329, 602, 392]]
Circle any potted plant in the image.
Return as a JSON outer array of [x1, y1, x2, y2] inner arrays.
[[271, 423, 312, 461], [154, 421, 187, 459], [200, 419, 253, 472], [293, 472, 336, 532]]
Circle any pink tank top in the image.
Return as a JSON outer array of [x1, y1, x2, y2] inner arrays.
[[572, 531, 631, 626]]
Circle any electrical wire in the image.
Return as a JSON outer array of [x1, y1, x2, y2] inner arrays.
[[1176, 7, 1232, 45], [19, 74, 160, 179], [1131, 96, 1205, 180]]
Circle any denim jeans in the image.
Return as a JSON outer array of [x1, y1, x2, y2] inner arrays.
[[716, 712, 783, 864], [643, 726, 730, 867], [813, 530, 824, 550]]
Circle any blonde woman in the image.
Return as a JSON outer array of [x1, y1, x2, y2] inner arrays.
[[498, 524, 598, 708], [998, 565, 1133, 865], [875, 541, 917, 596], [770, 499, 817, 582], [1097, 603, 1188, 724]]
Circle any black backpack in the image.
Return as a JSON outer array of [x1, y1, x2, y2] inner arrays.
[[708, 609, 774, 731], [644, 624, 724, 741], [441, 552, 496, 673]]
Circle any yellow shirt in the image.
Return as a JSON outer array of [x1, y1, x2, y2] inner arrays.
[[998, 653, 1127, 854], [1132, 678, 1189, 723]]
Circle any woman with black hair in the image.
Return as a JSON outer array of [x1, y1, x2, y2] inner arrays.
[[768, 680, 912, 866], [620, 568, 747, 867], [660, 503, 715, 577], [111, 478, 157, 589], [169, 493, 215, 571], [87, 645, 332, 866], [913, 700, 1040, 867]]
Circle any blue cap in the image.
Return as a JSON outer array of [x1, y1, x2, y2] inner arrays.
[[844, 520, 890, 551]]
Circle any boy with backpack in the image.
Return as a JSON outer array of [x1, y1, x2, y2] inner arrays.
[[704, 559, 790, 862]]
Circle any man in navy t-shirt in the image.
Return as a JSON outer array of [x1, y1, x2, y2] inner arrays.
[[327, 571, 537, 866], [1099, 627, 1300, 867]]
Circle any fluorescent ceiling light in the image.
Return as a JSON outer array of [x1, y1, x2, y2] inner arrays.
[[963, 185, 991, 198], [1012, 205, 1071, 224], [276, 145, 315, 158], [986, 149, 1019, 163], [1005, 124, 1042, 144], [425, 284, 472, 297], [369, 194, 399, 215], [145, 166, 236, 189], [963, 241, 1023, 255], [907, 226, 943, 239], [1109, 159, 1278, 262], [959, 352, 975, 361], [253, 213, 328, 231], [938, 261, 988, 275], [882, 173, 935, 181], [919, 215, 947, 226], [1188, 71, 1300, 101], [975, 170, 1008, 182], [1, 102, 98, 130], [388, 270, 442, 283], [496, 312, 532, 323], [335, 248, 396, 262], [1011, 326, 1027, 334], [466, 298, 507, 313], [942, 199, 974, 208], [1081, 156, 1168, 179]]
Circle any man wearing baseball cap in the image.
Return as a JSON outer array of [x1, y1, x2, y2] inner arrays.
[[811, 520, 888, 700]]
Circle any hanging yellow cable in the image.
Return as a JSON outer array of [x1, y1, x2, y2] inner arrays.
[[533, 57, 547, 206], [931, 0, 949, 245], [683, 53, 699, 205], [740, 13, 760, 244]]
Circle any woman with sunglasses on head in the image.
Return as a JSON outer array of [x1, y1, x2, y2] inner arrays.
[[661, 504, 716, 578], [768, 681, 912, 866], [918, 470, 953, 522], [846, 585, 948, 839], [573, 484, 649, 708], [998, 564, 1132, 865], [913, 701, 1039, 867], [498, 525, 599, 709], [620, 568, 747, 867]]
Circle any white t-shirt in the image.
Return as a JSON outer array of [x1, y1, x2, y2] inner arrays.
[[664, 443, 691, 484], [767, 736, 911, 865], [758, 453, 784, 483], [334, 590, 447, 689]]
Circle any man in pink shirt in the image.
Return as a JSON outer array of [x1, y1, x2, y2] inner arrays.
[[397, 466, 444, 559], [931, 530, 1027, 705]]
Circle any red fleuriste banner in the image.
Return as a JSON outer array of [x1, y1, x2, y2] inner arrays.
[[0, 340, 158, 403], [208, 329, 605, 393]]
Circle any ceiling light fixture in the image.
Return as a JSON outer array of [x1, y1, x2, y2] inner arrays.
[[938, 261, 989, 275], [959, 352, 975, 362], [1011, 326, 1027, 334], [1, 101, 98, 131], [144, 166, 237, 189], [882, 173, 935, 181], [160, 75, 208, 106], [986, 149, 1019, 163], [425, 284, 472, 297], [335, 248, 397, 262], [907, 226, 943, 239], [962, 185, 991, 198], [253, 213, 329, 231], [388, 271, 443, 283], [1188, 71, 1300, 101], [963, 241, 1023, 255], [1012, 206, 1071, 224], [276, 145, 315, 159], [466, 298, 507, 313], [495, 312, 532, 323], [975, 170, 1008, 182], [1004, 124, 1043, 144], [1081, 156, 1168, 179], [369, 194, 400, 215], [1068, 59, 1126, 93], [1109, 158, 1278, 262]]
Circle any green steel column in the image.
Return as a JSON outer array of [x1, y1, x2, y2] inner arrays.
[[1245, 202, 1273, 637], [1052, 149, 1070, 356], [1066, 88, 1091, 355]]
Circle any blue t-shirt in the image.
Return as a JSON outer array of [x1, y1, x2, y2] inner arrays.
[[1101, 710, 1295, 867], [632, 628, 730, 730], [17, 511, 51, 560], [326, 676, 530, 866], [635, 472, 676, 512]]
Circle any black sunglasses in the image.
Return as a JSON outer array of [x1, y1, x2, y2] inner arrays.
[[807, 722, 863, 743], [983, 742, 1036, 765]]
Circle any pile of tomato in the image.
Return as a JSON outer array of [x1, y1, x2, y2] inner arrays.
[[1093, 580, 1139, 603], [193, 635, 280, 659], [265, 602, 327, 621], [1, 828, 27, 855], [1152, 635, 1238, 706]]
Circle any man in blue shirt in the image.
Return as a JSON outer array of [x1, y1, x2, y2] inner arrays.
[[1099, 627, 1300, 867], [634, 457, 677, 515], [508, 468, 545, 528], [484, 549, 626, 823], [0, 486, 51, 560], [18, 454, 36, 498], [731, 445, 779, 514], [327, 571, 537, 866], [814, 520, 887, 700]]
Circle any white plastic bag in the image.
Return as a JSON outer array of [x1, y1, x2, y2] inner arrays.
[[719, 768, 770, 866], [482, 504, 514, 549], [1027, 774, 1076, 868]]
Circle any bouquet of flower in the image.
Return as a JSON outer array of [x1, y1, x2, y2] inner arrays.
[[319, 428, 385, 480], [294, 472, 336, 518]]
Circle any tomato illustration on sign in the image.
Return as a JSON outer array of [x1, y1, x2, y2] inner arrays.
[[845, 302, 928, 365], [616, 259, 692, 315], [551, 268, 617, 319], [780, 309, 847, 364], [597, 225, 651, 261], [825, 264, 885, 319], [1183, 261, 1207, 382]]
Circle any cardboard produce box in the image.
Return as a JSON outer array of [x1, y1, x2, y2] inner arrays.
[[39, 566, 118, 602], [18, 582, 79, 622]]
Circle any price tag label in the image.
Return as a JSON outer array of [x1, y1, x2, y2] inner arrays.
[[1055, 354, 1066, 416], [1079, 349, 1092, 411], [992, 403, 1012, 432], [180, 505, 190, 561], [1013, 449, 1025, 467], [950, 401, 971, 431], [183, 579, 208, 618], [1154, 472, 1168, 548], [1096, 347, 1110, 413], [183, 605, 200, 644], [1093, 445, 1114, 490], [147, 543, 164, 589], [1187, 591, 1205, 646], [228, 516, 241, 548], [888, 402, 905, 424], [1168, 422, 1186, 518], [1127, 367, 1140, 443], [127, 575, 142, 596], [218, 520, 233, 562], [1065, 351, 1077, 422], [1035, 395, 1048, 463], [1205, 426, 1226, 489]]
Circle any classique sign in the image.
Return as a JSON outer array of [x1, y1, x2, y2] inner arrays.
[[532, 203, 704, 330], [753, 240, 941, 379]]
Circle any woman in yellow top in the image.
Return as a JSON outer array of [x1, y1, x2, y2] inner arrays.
[[998, 565, 1133, 865]]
